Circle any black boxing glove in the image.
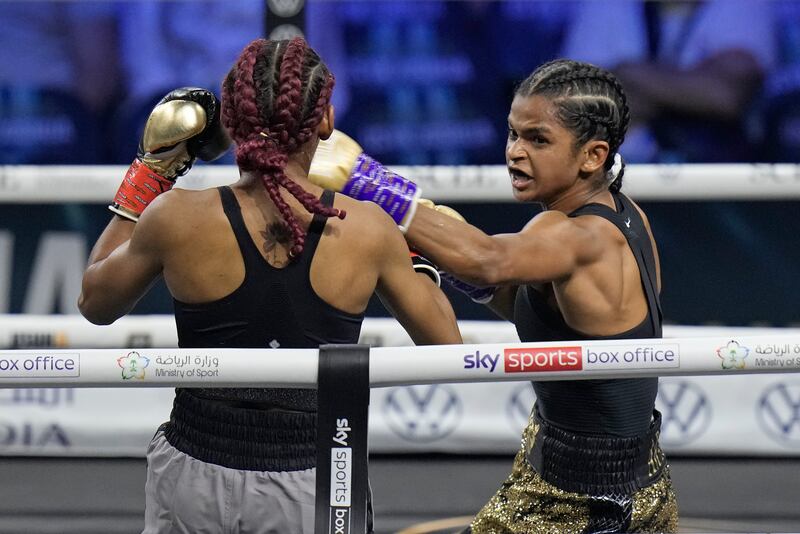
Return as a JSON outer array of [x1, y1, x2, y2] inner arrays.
[[109, 87, 231, 221], [410, 251, 441, 287]]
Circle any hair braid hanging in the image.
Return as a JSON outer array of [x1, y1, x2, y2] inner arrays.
[[222, 37, 345, 261]]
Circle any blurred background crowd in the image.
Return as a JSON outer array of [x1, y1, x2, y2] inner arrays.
[[2, 5, 799, 532], [2, 0, 799, 166], [1, 0, 798, 327]]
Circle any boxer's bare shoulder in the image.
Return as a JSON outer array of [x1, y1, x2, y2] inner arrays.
[[134, 187, 226, 249], [323, 192, 407, 254]]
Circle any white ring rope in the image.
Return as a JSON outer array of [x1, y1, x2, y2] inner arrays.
[[2, 163, 800, 203], [1, 334, 798, 389], [2, 316, 799, 457]]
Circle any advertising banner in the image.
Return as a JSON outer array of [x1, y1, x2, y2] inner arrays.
[[2, 376, 800, 457], [0, 318, 799, 457]]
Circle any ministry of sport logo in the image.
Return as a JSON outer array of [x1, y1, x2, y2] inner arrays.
[[117, 351, 150, 380], [381, 385, 462, 443], [758, 382, 800, 446], [716, 340, 749, 370], [656, 380, 711, 446]]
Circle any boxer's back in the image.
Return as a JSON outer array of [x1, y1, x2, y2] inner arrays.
[[152, 181, 394, 317]]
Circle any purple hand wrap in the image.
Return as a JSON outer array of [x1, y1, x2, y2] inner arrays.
[[440, 272, 496, 304], [342, 153, 419, 226]]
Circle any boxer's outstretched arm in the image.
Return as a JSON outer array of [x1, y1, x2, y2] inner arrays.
[[407, 207, 604, 287]]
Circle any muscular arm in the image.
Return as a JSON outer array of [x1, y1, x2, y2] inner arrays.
[[373, 215, 461, 346], [78, 198, 168, 324], [406, 206, 604, 287]]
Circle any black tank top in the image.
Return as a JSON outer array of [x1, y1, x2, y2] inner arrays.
[[514, 191, 662, 437], [173, 186, 364, 410]]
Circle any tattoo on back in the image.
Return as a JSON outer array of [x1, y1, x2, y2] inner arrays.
[[260, 222, 292, 266]]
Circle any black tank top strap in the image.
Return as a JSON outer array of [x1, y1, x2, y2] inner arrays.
[[217, 186, 264, 267], [309, 190, 335, 231], [296, 189, 334, 263], [569, 193, 662, 336], [306, 190, 334, 237]]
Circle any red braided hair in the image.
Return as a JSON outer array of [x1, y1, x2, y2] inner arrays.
[[221, 37, 343, 259]]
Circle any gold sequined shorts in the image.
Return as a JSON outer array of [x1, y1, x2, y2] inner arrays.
[[468, 411, 679, 534]]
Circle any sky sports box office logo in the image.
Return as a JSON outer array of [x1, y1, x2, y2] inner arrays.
[[0, 353, 80, 377], [464, 345, 680, 373], [329, 418, 353, 534]]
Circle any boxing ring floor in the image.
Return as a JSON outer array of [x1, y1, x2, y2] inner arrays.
[[1, 454, 798, 534]]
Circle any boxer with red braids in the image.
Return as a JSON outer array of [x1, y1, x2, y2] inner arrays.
[[78, 37, 460, 533]]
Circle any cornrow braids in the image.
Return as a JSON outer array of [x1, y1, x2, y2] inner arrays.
[[272, 38, 306, 150], [222, 37, 342, 259], [517, 59, 631, 192]]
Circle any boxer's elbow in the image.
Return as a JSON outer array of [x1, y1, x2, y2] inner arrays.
[[78, 277, 123, 325], [78, 292, 116, 325]]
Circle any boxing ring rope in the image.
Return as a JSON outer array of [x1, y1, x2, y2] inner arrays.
[[2, 334, 799, 533], [1, 334, 800, 389], [3, 316, 800, 455], [2, 163, 800, 202]]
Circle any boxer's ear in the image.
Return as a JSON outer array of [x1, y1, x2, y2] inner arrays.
[[580, 140, 609, 175], [319, 105, 335, 140]]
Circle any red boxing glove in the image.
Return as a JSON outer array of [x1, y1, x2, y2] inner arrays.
[[109, 87, 231, 222], [111, 160, 176, 219]]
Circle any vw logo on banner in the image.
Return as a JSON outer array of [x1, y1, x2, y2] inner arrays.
[[655, 380, 711, 446], [757, 382, 800, 446], [506, 383, 536, 432], [381, 385, 462, 443]]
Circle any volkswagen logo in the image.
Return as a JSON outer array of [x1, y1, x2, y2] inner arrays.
[[757, 382, 800, 446], [656, 380, 711, 446], [506, 383, 536, 432], [381, 385, 462, 443]]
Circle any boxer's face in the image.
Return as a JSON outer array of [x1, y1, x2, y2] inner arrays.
[[506, 94, 584, 205]]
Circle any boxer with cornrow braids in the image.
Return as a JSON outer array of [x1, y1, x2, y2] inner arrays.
[[519, 58, 632, 194], [78, 36, 461, 534], [222, 37, 342, 259], [307, 58, 677, 533]]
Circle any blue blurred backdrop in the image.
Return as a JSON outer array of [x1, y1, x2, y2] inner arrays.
[[0, 0, 798, 326]]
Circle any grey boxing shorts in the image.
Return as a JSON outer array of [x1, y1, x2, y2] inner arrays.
[[143, 428, 316, 534]]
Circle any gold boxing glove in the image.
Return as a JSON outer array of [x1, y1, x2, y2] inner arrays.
[[308, 129, 365, 192], [309, 129, 421, 232], [109, 87, 230, 222], [417, 198, 466, 223]]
